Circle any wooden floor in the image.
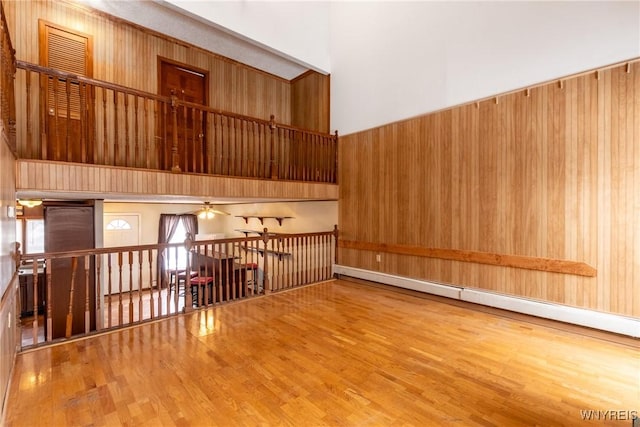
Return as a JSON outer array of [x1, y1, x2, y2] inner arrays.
[[4, 280, 639, 426]]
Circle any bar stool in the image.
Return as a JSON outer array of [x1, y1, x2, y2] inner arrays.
[[190, 276, 214, 307]]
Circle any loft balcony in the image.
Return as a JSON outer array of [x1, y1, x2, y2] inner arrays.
[[12, 61, 338, 202]]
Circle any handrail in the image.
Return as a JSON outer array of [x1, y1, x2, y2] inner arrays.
[[17, 60, 169, 102], [17, 228, 337, 349], [15, 60, 338, 183]]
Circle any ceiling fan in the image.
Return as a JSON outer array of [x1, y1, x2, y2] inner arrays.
[[189, 202, 230, 219]]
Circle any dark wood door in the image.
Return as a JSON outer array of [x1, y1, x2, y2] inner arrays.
[[39, 21, 93, 163], [160, 60, 208, 173], [45, 205, 96, 339]]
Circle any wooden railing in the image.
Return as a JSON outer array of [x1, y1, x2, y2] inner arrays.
[[17, 228, 337, 349], [15, 61, 338, 183], [0, 1, 16, 152]]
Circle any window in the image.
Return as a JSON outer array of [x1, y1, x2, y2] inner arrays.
[[166, 219, 188, 270], [106, 219, 131, 230], [16, 219, 45, 254]]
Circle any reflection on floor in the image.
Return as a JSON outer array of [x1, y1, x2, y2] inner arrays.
[[20, 287, 184, 348]]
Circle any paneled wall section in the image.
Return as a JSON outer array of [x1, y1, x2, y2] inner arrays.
[[339, 61, 640, 318], [291, 70, 330, 133]]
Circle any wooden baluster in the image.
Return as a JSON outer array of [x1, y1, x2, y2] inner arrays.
[[205, 112, 213, 174], [170, 94, 181, 173], [90, 82, 97, 165], [295, 236, 300, 286], [304, 236, 311, 284], [65, 79, 71, 161], [84, 255, 90, 334], [262, 229, 271, 294], [124, 94, 130, 167], [230, 117, 237, 176], [185, 238, 194, 311], [25, 70, 32, 158], [155, 100, 162, 170], [197, 110, 204, 173], [144, 97, 150, 169], [235, 117, 241, 176], [39, 72, 48, 159], [118, 252, 123, 326], [221, 115, 227, 175], [46, 258, 52, 342], [238, 119, 243, 176], [80, 82, 87, 163], [53, 77, 60, 160], [148, 250, 154, 319], [95, 254, 102, 330], [251, 122, 260, 178], [283, 238, 288, 288], [102, 87, 108, 165], [128, 251, 134, 323], [107, 253, 113, 328], [226, 242, 233, 300], [134, 95, 139, 168], [138, 249, 143, 321], [182, 103, 189, 172], [324, 234, 329, 280], [113, 91, 120, 166], [164, 248, 170, 315], [65, 257, 78, 338], [31, 259, 38, 345], [194, 107, 200, 173], [172, 247, 179, 313]]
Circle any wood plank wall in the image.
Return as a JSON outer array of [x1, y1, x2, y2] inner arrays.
[[4, 0, 291, 123], [339, 61, 640, 318], [16, 159, 339, 201], [291, 70, 330, 133]]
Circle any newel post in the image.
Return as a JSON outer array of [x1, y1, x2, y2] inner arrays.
[[183, 235, 193, 312], [269, 114, 277, 180], [170, 92, 181, 173], [262, 228, 271, 294]]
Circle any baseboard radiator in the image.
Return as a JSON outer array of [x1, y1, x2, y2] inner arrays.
[[333, 265, 640, 338]]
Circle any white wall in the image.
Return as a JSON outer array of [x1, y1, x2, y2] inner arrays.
[[222, 201, 338, 237], [102, 201, 337, 244], [330, 1, 640, 135], [103, 202, 227, 245], [165, 0, 331, 73]]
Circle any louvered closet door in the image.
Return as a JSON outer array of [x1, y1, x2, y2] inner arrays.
[[39, 21, 93, 163]]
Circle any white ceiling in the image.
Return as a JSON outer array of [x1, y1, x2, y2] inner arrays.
[[80, 0, 311, 80]]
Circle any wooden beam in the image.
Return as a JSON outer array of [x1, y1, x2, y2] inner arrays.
[[339, 240, 597, 277]]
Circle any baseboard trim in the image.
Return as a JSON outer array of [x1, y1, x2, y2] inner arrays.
[[333, 265, 640, 338]]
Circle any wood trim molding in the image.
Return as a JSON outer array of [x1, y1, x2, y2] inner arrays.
[[339, 240, 597, 277]]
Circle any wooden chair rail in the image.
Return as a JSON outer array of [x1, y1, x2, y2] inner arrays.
[[339, 240, 597, 277]]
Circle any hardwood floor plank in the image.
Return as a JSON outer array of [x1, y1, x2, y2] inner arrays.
[[5, 280, 639, 426]]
